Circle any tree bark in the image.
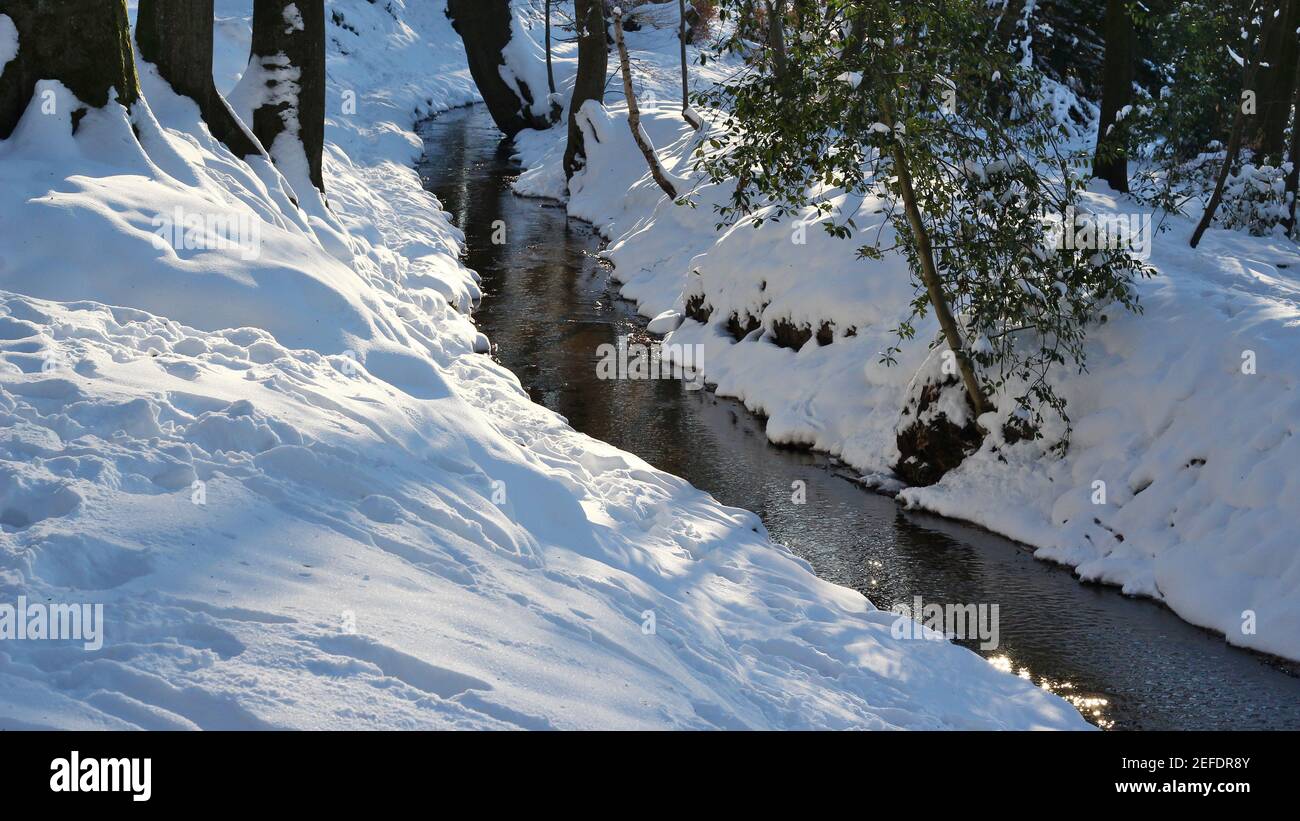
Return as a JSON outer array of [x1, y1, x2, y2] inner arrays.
[[564, 0, 608, 180], [1190, 108, 1248, 247], [678, 0, 701, 128], [0, 0, 140, 139], [447, 0, 551, 137], [246, 0, 326, 191], [136, 0, 261, 158], [1283, 61, 1300, 234], [1191, 8, 1266, 248], [1254, 0, 1298, 160], [545, 0, 556, 96], [996, 0, 1026, 38], [613, 13, 678, 199], [765, 0, 788, 80], [892, 143, 990, 416], [878, 96, 989, 416], [1092, 0, 1135, 193]]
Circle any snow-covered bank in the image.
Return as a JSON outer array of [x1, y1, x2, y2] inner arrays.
[[0, 1, 1087, 729], [511, 9, 1300, 662]]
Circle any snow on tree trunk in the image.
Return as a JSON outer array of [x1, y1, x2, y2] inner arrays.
[[136, 0, 262, 158], [612, 12, 678, 199], [564, 0, 609, 181], [447, 0, 552, 137], [0, 0, 139, 139], [1092, 0, 1134, 193], [246, 0, 326, 192]]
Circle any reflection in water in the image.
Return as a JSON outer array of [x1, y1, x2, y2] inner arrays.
[[417, 104, 1300, 731]]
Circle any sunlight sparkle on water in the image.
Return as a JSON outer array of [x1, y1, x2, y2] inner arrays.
[[986, 655, 1115, 729]]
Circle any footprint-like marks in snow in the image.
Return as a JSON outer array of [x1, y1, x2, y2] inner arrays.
[[33, 533, 154, 590], [312, 634, 492, 699]]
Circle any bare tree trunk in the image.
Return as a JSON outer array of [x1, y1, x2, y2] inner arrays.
[[678, 0, 702, 129], [1191, 10, 1266, 248], [1284, 61, 1300, 234], [1092, 0, 1134, 193], [995, 0, 1027, 54], [448, 0, 552, 136], [0, 0, 140, 139], [246, 0, 326, 191], [893, 144, 989, 416], [1254, 0, 1297, 159], [545, 0, 556, 95], [879, 96, 988, 416], [564, 0, 608, 180], [612, 13, 678, 199], [765, 0, 788, 80], [136, 0, 262, 158], [1190, 115, 1247, 247]]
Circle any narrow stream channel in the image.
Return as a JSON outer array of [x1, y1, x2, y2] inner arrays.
[[417, 104, 1300, 730]]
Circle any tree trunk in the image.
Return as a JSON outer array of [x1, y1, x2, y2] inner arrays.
[[1283, 61, 1300, 234], [765, 0, 788, 80], [1190, 109, 1248, 247], [136, 0, 261, 158], [679, 0, 701, 128], [246, 0, 326, 191], [0, 0, 140, 139], [545, 0, 556, 96], [1191, 8, 1266, 248], [996, 0, 1027, 53], [564, 0, 608, 181], [892, 143, 990, 416], [1092, 0, 1135, 193], [878, 96, 988, 415], [1254, 0, 1298, 160], [447, 0, 551, 137], [613, 13, 678, 199]]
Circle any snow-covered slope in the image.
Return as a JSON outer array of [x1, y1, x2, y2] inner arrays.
[[0, 1, 1087, 728], [511, 8, 1300, 662]]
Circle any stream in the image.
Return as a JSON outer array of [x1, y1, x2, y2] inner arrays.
[[417, 103, 1300, 731]]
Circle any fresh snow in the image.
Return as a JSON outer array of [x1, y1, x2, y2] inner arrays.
[[510, 7, 1300, 662], [0, 1, 1088, 729]]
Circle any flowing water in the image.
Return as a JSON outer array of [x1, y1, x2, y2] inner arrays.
[[417, 104, 1300, 730]]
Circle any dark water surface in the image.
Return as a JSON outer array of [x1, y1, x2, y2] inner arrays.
[[417, 104, 1300, 730]]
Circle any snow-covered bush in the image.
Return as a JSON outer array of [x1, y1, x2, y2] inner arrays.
[[1217, 161, 1292, 236]]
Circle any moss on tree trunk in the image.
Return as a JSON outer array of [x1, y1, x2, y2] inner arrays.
[[0, 0, 140, 139]]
